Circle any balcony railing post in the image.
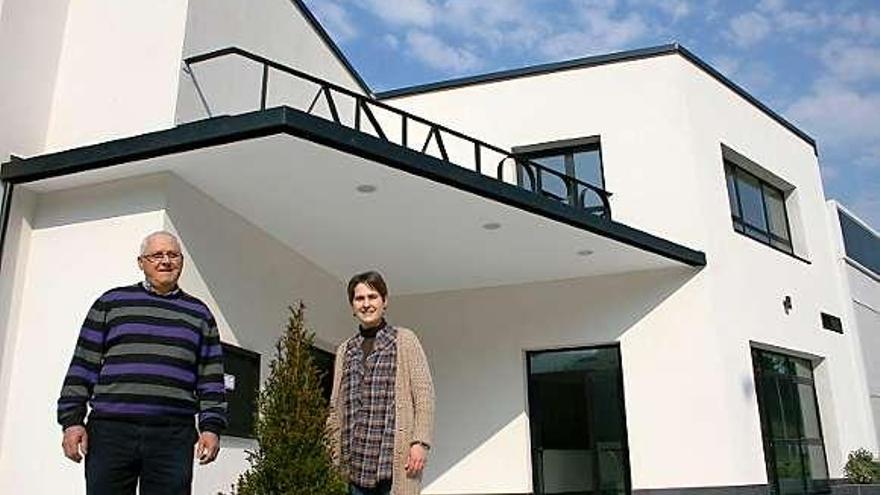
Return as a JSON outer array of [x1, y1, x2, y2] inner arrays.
[[401, 115, 408, 148], [260, 64, 269, 110], [474, 143, 481, 174]]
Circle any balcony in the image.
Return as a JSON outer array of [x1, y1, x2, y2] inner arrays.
[[181, 47, 613, 220], [0, 48, 704, 295]]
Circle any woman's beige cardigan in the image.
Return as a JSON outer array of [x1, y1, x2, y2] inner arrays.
[[327, 327, 435, 495]]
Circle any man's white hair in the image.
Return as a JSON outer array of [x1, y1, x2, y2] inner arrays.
[[140, 231, 181, 256]]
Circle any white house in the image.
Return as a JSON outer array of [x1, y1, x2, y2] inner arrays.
[[0, 1, 876, 494]]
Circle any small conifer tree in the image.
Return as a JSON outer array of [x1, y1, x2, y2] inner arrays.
[[231, 302, 347, 495]]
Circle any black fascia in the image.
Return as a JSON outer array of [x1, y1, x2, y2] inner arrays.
[[0, 181, 13, 277], [288, 0, 372, 96], [0, 107, 706, 268], [376, 43, 817, 155]]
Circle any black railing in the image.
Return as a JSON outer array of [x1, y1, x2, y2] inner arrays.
[[183, 47, 611, 218]]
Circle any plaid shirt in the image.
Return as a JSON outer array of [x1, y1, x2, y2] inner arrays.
[[340, 324, 398, 487]]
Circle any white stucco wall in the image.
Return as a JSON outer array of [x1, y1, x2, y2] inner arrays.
[[176, 0, 366, 124], [42, 0, 189, 153], [393, 268, 708, 494], [0, 0, 70, 160], [0, 173, 354, 494], [0, 175, 168, 494], [385, 53, 875, 487]]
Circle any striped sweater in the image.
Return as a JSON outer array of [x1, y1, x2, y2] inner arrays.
[[57, 284, 227, 434]]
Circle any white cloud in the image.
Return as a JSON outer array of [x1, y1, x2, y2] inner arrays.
[[383, 33, 400, 50], [359, 0, 437, 28], [757, 0, 785, 14], [712, 55, 741, 78], [539, 2, 649, 59], [819, 40, 880, 83], [726, 11, 771, 48], [309, 1, 358, 42], [405, 30, 482, 73], [629, 0, 690, 21], [788, 81, 880, 152]]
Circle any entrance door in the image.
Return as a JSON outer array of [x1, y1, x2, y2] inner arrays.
[[527, 346, 631, 495]]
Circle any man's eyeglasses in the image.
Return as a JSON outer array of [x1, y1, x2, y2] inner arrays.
[[140, 251, 183, 264]]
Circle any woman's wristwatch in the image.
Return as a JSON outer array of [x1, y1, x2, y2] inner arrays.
[[410, 440, 431, 451]]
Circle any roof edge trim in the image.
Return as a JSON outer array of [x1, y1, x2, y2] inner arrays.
[[288, 0, 372, 96], [376, 43, 817, 153]]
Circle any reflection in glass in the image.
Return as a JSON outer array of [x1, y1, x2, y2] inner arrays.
[[739, 172, 767, 230], [753, 349, 829, 495]]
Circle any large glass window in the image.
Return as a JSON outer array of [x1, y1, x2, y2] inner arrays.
[[527, 346, 630, 495], [725, 161, 794, 255], [838, 209, 880, 276], [515, 139, 606, 215], [752, 349, 829, 495]]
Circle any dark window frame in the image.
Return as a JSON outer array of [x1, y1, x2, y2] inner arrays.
[[751, 348, 830, 495], [513, 137, 608, 216], [725, 160, 795, 256]]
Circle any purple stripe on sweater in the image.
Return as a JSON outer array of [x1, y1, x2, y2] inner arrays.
[[103, 291, 210, 317], [92, 401, 194, 416], [200, 411, 225, 421], [102, 363, 195, 383], [107, 323, 200, 345], [197, 382, 225, 394], [79, 328, 104, 344], [68, 365, 98, 382], [201, 344, 223, 358]]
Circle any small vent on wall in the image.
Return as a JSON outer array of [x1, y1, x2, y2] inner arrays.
[[820, 312, 843, 334]]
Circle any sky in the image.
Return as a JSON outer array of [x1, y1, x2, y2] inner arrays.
[[303, 0, 880, 228]]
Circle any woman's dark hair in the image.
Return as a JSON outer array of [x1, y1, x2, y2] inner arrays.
[[346, 271, 388, 303]]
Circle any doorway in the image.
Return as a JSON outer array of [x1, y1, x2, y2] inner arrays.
[[526, 345, 631, 494]]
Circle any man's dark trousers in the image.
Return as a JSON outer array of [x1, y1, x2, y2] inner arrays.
[[85, 419, 198, 495]]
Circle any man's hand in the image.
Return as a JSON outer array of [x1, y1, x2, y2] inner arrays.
[[405, 443, 428, 477], [195, 431, 220, 465], [62, 425, 88, 463]]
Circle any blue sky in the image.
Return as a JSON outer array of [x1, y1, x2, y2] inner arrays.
[[304, 0, 880, 228]]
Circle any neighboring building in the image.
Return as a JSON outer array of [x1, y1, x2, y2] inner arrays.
[[0, 1, 876, 495], [827, 202, 880, 452]]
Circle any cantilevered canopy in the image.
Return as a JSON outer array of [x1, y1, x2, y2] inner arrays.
[[1, 107, 704, 295]]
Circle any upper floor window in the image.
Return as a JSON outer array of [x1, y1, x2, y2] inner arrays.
[[837, 208, 880, 276], [725, 160, 793, 255], [513, 137, 608, 217]]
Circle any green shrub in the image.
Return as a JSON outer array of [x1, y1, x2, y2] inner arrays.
[[230, 302, 347, 495], [844, 448, 880, 484]]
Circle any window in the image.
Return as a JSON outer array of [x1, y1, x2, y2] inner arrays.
[[752, 348, 829, 495], [513, 138, 608, 217], [725, 160, 794, 254], [838, 209, 880, 276], [221, 343, 261, 438]]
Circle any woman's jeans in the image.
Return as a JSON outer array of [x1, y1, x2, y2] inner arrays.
[[350, 479, 392, 495]]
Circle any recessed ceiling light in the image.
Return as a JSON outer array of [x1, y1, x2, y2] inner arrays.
[[356, 184, 377, 193], [482, 222, 502, 230], [577, 249, 594, 256]]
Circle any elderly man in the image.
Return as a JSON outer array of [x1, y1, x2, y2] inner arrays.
[[328, 270, 435, 495], [57, 231, 226, 495]]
